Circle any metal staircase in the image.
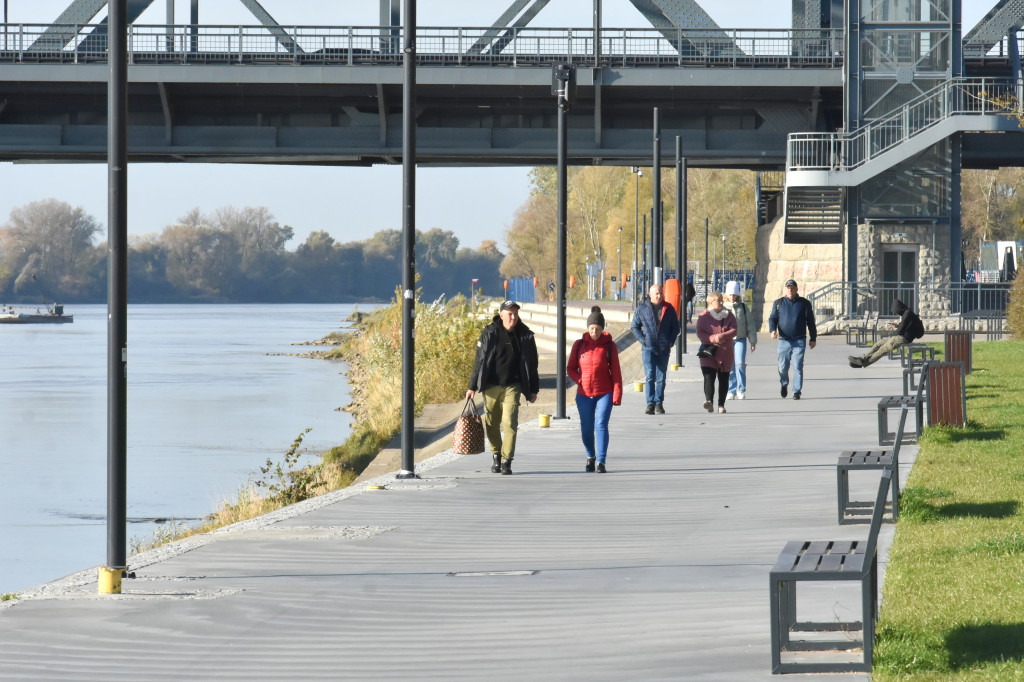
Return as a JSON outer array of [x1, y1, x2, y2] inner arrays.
[[782, 77, 1022, 242], [783, 187, 844, 243]]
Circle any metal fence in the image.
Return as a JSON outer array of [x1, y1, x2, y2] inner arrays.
[[0, 24, 842, 68], [806, 280, 1014, 326]]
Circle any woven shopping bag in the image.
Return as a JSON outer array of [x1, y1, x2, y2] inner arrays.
[[452, 397, 485, 454]]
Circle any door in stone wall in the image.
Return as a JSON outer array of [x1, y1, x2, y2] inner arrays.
[[881, 247, 917, 315]]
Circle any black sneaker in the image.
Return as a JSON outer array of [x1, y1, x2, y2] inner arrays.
[[645, 403, 656, 415], [585, 458, 596, 473], [501, 460, 512, 475], [780, 385, 788, 398], [596, 462, 607, 473], [848, 356, 863, 368], [793, 391, 801, 400], [655, 403, 665, 415]]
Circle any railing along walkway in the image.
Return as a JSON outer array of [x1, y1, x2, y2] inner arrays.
[[0, 24, 842, 69]]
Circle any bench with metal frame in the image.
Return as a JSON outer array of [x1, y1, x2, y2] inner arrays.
[[845, 311, 871, 347], [769, 469, 893, 674], [878, 367, 926, 446], [899, 342, 934, 367], [838, 405, 908, 525], [902, 357, 929, 395]]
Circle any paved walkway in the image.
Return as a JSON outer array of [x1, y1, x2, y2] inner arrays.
[[0, 335, 918, 681]]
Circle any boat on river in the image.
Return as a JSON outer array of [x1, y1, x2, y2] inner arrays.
[[0, 304, 74, 324]]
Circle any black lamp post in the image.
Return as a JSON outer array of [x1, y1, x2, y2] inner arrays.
[[617, 226, 622, 300]]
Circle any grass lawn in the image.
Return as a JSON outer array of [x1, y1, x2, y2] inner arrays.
[[874, 339, 1024, 680]]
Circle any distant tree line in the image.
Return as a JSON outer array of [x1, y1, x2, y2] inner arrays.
[[0, 199, 504, 304]]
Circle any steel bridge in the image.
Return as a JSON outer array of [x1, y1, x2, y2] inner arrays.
[[3, 0, 1024, 291]]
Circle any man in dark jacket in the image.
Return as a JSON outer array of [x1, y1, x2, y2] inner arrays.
[[466, 300, 540, 475], [849, 298, 924, 368], [685, 278, 697, 323], [768, 278, 817, 400], [630, 283, 681, 415]]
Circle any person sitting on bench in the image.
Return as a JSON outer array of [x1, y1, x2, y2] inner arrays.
[[849, 298, 924, 368]]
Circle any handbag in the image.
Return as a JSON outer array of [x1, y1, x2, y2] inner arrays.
[[452, 397, 485, 455], [696, 343, 715, 359]]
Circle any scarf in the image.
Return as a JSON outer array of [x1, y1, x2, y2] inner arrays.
[[708, 307, 729, 321]]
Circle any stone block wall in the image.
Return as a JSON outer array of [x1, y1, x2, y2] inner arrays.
[[753, 216, 843, 332], [857, 222, 952, 317]]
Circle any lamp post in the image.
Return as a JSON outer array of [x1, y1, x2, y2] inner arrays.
[[722, 233, 727, 283], [631, 167, 643, 305], [617, 226, 622, 300], [470, 278, 478, 313]]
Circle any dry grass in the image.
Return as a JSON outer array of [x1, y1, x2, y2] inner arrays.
[[130, 292, 479, 556]]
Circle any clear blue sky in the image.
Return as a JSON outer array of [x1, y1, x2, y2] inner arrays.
[[0, 1, 989, 251]]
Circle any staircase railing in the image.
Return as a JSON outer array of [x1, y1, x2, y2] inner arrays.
[[787, 77, 1020, 173]]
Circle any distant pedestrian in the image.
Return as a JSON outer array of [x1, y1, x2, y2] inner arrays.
[[631, 284, 681, 415], [466, 300, 540, 475], [723, 281, 757, 400], [685, 277, 697, 323], [768, 279, 817, 400], [697, 291, 738, 413], [567, 306, 623, 473], [849, 298, 924, 368]]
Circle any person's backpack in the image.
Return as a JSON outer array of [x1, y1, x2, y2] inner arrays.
[[908, 314, 925, 340]]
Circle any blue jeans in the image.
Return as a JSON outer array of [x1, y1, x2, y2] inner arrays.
[[777, 337, 807, 393], [728, 338, 748, 395], [576, 392, 613, 463], [641, 348, 669, 405], [686, 301, 694, 322]]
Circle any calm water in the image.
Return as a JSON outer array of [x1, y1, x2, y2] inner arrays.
[[0, 304, 365, 594]]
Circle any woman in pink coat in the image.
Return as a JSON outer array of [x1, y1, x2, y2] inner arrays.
[[696, 291, 738, 414]]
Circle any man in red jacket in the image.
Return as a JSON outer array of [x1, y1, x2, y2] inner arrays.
[[567, 306, 623, 473]]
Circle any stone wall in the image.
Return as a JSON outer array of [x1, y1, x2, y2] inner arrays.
[[856, 222, 952, 317], [752, 216, 843, 332]]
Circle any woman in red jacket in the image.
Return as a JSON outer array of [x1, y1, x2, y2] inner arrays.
[[567, 306, 623, 473]]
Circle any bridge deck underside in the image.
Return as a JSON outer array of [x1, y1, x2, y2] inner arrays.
[[0, 67, 841, 166]]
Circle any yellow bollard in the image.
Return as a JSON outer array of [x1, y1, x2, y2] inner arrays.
[[670, 363, 680, 371], [634, 381, 644, 392], [98, 566, 122, 594], [538, 414, 551, 428]]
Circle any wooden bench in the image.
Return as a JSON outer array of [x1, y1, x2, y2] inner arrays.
[[926, 362, 967, 427], [838, 405, 908, 524], [944, 330, 972, 374], [878, 369, 926, 445], [846, 311, 871, 347], [769, 469, 893, 674]]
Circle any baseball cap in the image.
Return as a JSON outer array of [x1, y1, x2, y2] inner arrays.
[[784, 279, 798, 288], [499, 300, 520, 312]]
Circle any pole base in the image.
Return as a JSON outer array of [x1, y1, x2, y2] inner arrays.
[[395, 471, 420, 480], [98, 566, 123, 594]]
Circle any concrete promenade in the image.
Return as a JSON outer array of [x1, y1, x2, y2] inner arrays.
[[0, 334, 917, 681]]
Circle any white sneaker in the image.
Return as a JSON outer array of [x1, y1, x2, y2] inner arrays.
[[737, 392, 746, 400], [726, 393, 736, 400]]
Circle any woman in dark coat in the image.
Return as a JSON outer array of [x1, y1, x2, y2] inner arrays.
[[696, 291, 738, 414]]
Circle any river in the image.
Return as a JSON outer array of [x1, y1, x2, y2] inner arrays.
[[0, 304, 366, 594]]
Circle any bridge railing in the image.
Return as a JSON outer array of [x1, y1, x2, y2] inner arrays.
[[787, 77, 1021, 173], [805, 280, 1013, 326], [0, 24, 841, 68]]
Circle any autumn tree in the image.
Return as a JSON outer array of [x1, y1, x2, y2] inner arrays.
[[0, 198, 103, 300]]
